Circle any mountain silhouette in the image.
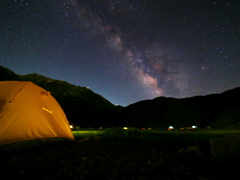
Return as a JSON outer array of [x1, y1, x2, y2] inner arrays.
[[0, 66, 122, 127], [121, 88, 240, 129], [19, 73, 123, 127], [0, 65, 21, 81], [1, 65, 240, 129]]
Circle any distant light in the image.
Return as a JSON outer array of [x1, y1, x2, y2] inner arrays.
[[123, 127, 128, 130], [192, 125, 197, 129], [69, 125, 73, 129], [168, 126, 174, 130]]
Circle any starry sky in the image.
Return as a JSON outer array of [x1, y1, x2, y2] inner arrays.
[[1, 0, 240, 106]]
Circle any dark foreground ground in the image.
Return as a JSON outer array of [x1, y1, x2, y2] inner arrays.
[[0, 139, 239, 180]]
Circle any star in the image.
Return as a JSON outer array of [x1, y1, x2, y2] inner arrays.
[[0, 0, 240, 106]]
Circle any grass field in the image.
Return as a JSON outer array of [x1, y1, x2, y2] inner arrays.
[[1, 128, 240, 179], [72, 129, 104, 139], [72, 128, 240, 145], [2, 128, 238, 154]]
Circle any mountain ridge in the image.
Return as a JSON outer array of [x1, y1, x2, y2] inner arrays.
[[0, 66, 122, 127], [1, 65, 240, 129], [121, 87, 240, 129], [19, 73, 113, 106]]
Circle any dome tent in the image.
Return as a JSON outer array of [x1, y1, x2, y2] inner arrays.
[[0, 81, 74, 147]]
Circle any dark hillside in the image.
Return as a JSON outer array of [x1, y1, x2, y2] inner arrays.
[[122, 88, 240, 129], [1, 65, 240, 129], [19, 73, 123, 127], [0, 66, 21, 81], [0, 66, 123, 127], [19, 73, 112, 105]]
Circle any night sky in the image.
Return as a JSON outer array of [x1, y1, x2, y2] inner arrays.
[[1, 0, 240, 106]]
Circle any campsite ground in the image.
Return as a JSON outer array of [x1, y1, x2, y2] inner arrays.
[[0, 130, 240, 179]]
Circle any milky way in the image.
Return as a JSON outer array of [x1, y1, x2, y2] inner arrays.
[[1, 0, 240, 106]]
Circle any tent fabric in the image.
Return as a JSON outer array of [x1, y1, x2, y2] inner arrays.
[[0, 81, 74, 145]]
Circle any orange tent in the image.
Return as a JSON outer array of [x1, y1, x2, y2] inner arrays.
[[0, 81, 74, 145]]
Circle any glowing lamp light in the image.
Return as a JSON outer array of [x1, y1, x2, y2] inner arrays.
[[192, 125, 197, 129], [168, 126, 174, 130], [123, 127, 128, 130], [69, 125, 73, 129]]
